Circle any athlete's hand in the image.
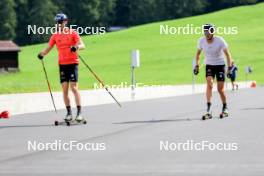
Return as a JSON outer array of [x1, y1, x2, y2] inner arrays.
[[37, 53, 44, 60], [227, 66, 232, 78], [193, 65, 199, 75], [70, 46, 78, 52]]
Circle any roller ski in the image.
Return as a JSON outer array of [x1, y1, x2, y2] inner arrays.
[[54, 119, 87, 126], [54, 114, 86, 126], [65, 114, 87, 126], [54, 114, 72, 126], [202, 112, 213, 120], [220, 107, 229, 119]]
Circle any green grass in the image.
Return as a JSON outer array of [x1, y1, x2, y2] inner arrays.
[[1, 3, 264, 94]]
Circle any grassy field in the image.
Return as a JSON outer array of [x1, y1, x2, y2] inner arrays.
[[0, 3, 263, 94]]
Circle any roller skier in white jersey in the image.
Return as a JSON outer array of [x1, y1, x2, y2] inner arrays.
[[193, 24, 233, 119]]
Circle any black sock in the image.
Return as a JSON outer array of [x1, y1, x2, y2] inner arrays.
[[223, 103, 227, 110], [77, 106, 81, 115], [207, 102, 211, 112], [66, 106, 72, 115]]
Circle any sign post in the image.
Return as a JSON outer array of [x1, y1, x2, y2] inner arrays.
[[131, 50, 140, 99]]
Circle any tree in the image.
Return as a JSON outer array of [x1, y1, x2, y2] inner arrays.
[[52, 0, 66, 12], [207, 0, 257, 12], [0, 0, 17, 40], [98, 0, 117, 27], [14, 0, 30, 45], [114, 0, 130, 26], [114, 0, 207, 26], [28, 0, 58, 43], [128, 0, 157, 25], [64, 0, 100, 27], [156, 0, 207, 20], [115, 0, 157, 26]]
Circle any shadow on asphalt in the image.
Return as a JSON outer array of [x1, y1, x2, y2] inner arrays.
[[0, 124, 55, 129], [113, 118, 201, 124], [241, 107, 264, 110]]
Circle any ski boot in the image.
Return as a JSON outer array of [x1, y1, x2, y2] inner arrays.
[[202, 112, 212, 120], [220, 108, 229, 119], [75, 114, 87, 124], [64, 114, 73, 122]]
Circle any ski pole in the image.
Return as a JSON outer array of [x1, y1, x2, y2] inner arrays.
[[78, 55, 122, 108], [40, 59, 58, 113]]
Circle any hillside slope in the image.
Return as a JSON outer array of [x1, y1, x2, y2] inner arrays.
[[0, 3, 263, 93]]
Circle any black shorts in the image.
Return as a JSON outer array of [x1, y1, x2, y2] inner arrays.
[[206, 65, 225, 82], [59, 64, 78, 83], [230, 76, 236, 82]]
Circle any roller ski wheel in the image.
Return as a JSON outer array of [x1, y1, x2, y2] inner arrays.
[[54, 121, 59, 126], [54, 120, 70, 126], [66, 121, 71, 126], [220, 112, 228, 119], [202, 113, 212, 120]]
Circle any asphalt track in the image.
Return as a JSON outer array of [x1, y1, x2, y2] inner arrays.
[[0, 87, 263, 176]]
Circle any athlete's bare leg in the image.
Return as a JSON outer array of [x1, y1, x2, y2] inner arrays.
[[70, 82, 83, 120], [62, 82, 70, 106], [62, 82, 73, 120], [217, 81, 226, 104], [70, 82, 81, 106], [206, 76, 214, 103], [205, 76, 214, 113]]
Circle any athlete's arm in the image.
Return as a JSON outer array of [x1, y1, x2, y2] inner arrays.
[[37, 45, 53, 59], [71, 38, 85, 52], [71, 31, 85, 52], [77, 38, 85, 50], [193, 49, 202, 75], [223, 48, 232, 67], [38, 34, 55, 59], [40, 46, 53, 56], [195, 49, 202, 66]]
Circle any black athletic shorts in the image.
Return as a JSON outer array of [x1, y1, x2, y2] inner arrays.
[[59, 64, 78, 83], [205, 65, 225, 82], [230, 76, 236, 82]]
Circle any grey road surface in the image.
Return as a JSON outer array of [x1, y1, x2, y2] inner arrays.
[[0, 88, 263, 176]]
